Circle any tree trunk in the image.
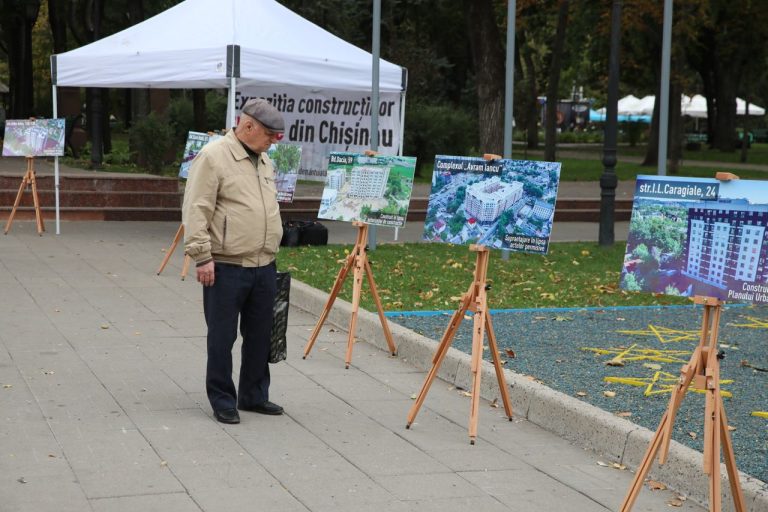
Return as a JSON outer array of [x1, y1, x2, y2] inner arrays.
[[463, 0, 505, 155], [1, 1, 40, 118], [544, 0, 569, 162], [668, 80, 683, 173], [521, 32, 539, 150], [713, 77, 737, 152], [642, 88, 660, 167], [47, 0, 67, 52], [193, 90, 207, 131], [740, 96, 750, 163]]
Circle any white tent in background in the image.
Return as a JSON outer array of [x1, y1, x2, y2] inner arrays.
[[736, 97, 765, 116], [681, 94, 708, 118], [49, 0, 407, 234], [635, 95, 656, 116], [616, 95, 643, 115]]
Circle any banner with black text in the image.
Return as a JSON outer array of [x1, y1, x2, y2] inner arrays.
[[230, 86, 403, 181]]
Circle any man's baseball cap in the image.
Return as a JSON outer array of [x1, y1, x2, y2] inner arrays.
[[241, 98, 285, 133]]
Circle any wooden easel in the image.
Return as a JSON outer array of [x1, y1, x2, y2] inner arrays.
[[156, 223, 192, 279], [302, 221, 397, 368], [620, 296, 746, 512], [4, 157, 45, 236], [406, 244, 513, 444]]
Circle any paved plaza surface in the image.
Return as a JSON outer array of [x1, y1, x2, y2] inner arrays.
[[0, 221, 710, 511]]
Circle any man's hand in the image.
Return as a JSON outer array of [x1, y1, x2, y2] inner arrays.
[[197, 261, 215, 287]]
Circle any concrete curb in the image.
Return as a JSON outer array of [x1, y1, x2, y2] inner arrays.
[[290, 279, 768, 512]]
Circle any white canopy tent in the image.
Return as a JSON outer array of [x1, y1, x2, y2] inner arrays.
[[615, 94, 765, 119], [49, 0, 407, 233]]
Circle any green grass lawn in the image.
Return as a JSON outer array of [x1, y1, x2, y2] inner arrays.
[[277, 242, 689, 312]]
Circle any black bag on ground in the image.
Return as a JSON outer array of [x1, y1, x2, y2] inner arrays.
[[269, 272, 290, 363], [280, 222, 302, 247], [299, 221, 328, 246], [280, 220, 328, 247]]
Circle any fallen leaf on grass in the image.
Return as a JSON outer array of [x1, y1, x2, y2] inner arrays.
[[688, 432, 697, 439], [603, 391, 616, 398], [616, 411, 632, 418], [606, 357, 625, 367], [575, 391, 588, 397], [667, 498, 684, 507], [553, 316, 572, 322], [504, 348, 516, 358], [727, 425, 737, 432], [647, 480, 667, 491], [540, 293, 556, 300], [489, 398, 499, 408], [643, 363, 662, 370]]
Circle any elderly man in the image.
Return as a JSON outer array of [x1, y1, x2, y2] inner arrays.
[[183, 98, 285, 424]]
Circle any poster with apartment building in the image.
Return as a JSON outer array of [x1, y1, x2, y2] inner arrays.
[[317, 152, 416, 227], [422, 155, 561, 254], [620, 175, 768, 304], [179, 132, 301, 203], [2, 119, 65, 157]]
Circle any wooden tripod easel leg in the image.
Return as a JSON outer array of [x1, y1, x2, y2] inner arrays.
[[303, 222, 396, 368], [364, 258, 397, 356], [4, 159, 43, 235], [406, 245, 511, 444], [345, 248, 366, 368], [486, 314, 513, 419], [620, 299, 745, 512], [28, 160, 44, 235], [157, 223, 185, 275], [181, 255, 191, 280], [406, 290, 473, 428], [303, 252, 355, 358]]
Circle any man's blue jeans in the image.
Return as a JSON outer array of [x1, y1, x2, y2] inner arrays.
[[203, 262, 276, 411]]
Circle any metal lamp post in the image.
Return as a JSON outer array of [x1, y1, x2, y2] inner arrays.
[[599, 0, 622, 246]]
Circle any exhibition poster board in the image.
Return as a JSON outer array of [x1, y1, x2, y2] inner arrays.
[[620, 174, 768, 304], [2, 119, 66, 157], [317, 152, 416, 227], [422, 155, 561, 254], [179, 131, 301, 203]]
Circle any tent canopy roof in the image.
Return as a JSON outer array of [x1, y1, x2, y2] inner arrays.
[[614, 94, 765, 118], [52, 0, 405, 92]]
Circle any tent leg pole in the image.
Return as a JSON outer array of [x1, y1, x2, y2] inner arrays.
[[53, 84, 61, 235]]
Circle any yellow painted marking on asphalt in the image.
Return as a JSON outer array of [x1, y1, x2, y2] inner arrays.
[[581, 346, 690, 364], [616, 324, 700, 344], [729, 316, 768, 329], [752, 412, 768, 419], [604, 371, 733, 398]]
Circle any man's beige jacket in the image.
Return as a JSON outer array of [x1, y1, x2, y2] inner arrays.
[[182, 130, 283, 267]]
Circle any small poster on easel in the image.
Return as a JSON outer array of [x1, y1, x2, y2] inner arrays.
[[422, 155, 561, 253], [178, 132, 301, 204], [317, 152, 416, 227], [2, 119, 65, 157], [178, 131, 221, 179], [620, 175, 768, 303], [267, 143, 302, 203]]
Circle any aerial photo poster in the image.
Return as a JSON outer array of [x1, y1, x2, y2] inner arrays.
[[179, 131, 301, 203], [317, 152, 416, 227], [422, 156, 561, 254], [620, 175, 768, 304], [2, 119, 66, 157]]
